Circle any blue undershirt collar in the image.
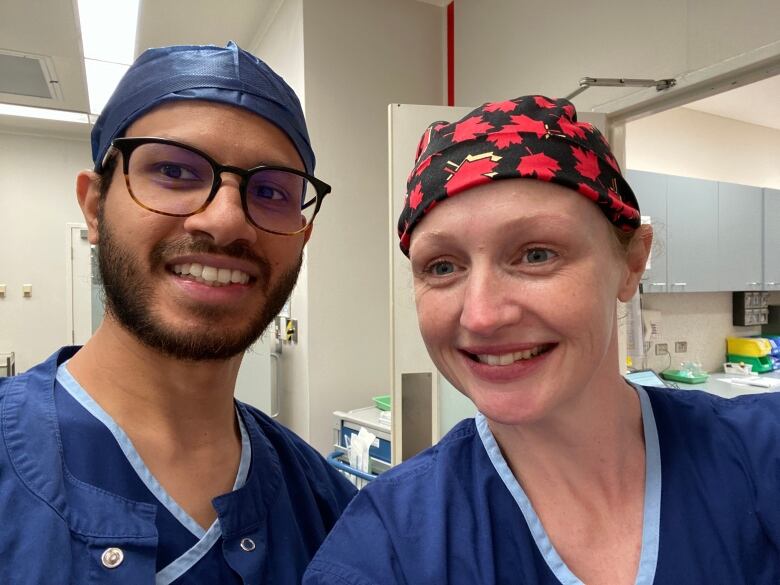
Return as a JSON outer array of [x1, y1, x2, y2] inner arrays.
[[476, 384, 661, 585]]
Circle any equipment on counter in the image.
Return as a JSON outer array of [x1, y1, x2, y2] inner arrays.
[[624, 369, 669, 387], [660, 368, 709, 384], [723, 362, 753, 376], [329, 405, 392, 485], [726, 337, 774, 374]]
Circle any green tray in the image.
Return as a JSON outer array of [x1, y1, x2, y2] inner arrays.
[[372, 395, 391, 411], [660, 369, 709, 384]]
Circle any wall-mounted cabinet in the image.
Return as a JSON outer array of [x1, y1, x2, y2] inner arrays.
[[628, 170, 667, 293], [718, 182, 763, 291], [627, 170, 774, 293], [763, 189, 780, 291], [667, 176, 718, 292]]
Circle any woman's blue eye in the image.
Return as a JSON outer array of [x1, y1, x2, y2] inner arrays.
[[430, 261, 455, 276], [524, 249, 555, 263]]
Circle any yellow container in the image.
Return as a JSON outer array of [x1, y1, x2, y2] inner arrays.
[[726, 337, 771, 357]]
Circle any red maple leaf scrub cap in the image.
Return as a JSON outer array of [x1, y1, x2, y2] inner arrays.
[[397, 95, 641, 256]]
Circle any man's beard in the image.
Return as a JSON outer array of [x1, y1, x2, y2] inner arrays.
[[96, 208, 302, 361]]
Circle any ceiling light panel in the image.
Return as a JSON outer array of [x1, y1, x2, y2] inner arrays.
[[78, 0, 140, 64], [0, 103, 89, 123]]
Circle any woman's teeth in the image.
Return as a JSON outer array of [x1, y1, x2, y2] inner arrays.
[[171, 263, 250, 287], [476, 346, 547, 366]]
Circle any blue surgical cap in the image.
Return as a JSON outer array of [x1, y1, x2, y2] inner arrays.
[[91, 41, 314, 174]]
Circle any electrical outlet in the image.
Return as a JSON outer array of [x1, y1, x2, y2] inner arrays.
[[655, 343, 668, 355], [675, 341, 688, 353]]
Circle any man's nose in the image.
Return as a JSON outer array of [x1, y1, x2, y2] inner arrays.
[[182, 174, 257, 247]]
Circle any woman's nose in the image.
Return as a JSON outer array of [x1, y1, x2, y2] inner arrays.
[[459, 269, 522, 337], [182, 175, 257, 247]]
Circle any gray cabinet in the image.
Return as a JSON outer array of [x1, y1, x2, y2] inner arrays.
[[627, 170, 667, 292], [626, 171, 772, 294], [718, 182, 763, 291], [667, 176, 718, 292], [764, 188, 780, 291]]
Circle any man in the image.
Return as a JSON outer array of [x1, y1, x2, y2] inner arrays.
[[0, 42, 355, 584]]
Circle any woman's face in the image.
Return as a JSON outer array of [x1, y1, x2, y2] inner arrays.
[[409, 179, 648, 425]]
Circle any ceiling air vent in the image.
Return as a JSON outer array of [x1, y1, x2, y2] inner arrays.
[[0, 49, 63, 101]]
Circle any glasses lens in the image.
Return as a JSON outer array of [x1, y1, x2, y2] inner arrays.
[[126, 143, 214, 215], [245, 169, 318, 233]]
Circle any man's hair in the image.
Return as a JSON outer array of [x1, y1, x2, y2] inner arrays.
[[97, 155, 117, 200]]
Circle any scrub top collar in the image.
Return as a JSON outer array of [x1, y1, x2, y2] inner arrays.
[[475, 383, 662, 585], [1, 346, 284, 545]]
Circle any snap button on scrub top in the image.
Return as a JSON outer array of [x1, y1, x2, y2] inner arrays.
[[101, 547, 124, 569], [240, 538, 256, 552]]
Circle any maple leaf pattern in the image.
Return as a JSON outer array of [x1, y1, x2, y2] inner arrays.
[[604, 154, 620, 173], [415, 155, 434, 177], [509, 114, 547, 138], [562, 104, 575, 119], [445, 154, 500, 195], [557, 116, 587, 139], [486, 127, 524, 149], [517, 152, 560, 180], [409, 183, 424, 209], [484, 100, 517, 113], [571, 146, 601, 181], [533, 96, 557, 109], [577, 183, 599, 202], [452, 116, 493, 142]]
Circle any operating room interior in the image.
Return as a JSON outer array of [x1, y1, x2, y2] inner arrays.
[[1, 0, 779, 473]]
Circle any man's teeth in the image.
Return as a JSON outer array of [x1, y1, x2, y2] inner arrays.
[[171, 263, 250, 286], [476, 346, 546, 366]]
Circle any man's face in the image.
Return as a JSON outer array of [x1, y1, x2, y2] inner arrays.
[[93, 101, 309, 361]]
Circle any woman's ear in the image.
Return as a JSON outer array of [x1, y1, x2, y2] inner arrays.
[[76, 170, 102, 245], [617, 224, 653, 302]]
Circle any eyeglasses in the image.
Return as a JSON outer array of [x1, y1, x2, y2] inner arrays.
[[102, 137, 331, 236]]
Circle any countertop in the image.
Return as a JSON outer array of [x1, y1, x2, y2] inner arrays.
[[668, 371, 780, 398]]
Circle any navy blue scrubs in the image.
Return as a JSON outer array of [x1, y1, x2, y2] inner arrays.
[[0, 347, 356, 584], [304, 386, 780, 584]]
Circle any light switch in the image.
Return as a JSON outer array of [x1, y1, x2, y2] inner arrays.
[[0, 284, 5, 298], [22, 284, 32, 298]]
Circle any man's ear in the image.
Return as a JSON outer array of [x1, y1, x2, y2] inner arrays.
[[617, 224, 653, 303], [303, 223, 314, 245], [76, 170, 102, 245]]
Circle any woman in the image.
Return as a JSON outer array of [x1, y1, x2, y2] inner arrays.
[[304, 96, 780, 584]]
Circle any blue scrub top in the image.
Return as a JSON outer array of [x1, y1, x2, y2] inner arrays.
[[0, 347, 356, 584], [304, 385, 780, 584]]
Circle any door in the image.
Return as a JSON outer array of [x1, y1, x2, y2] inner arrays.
[[234, 336, 276, 415], [68, 224, 92, 345], [389, 103, 474, 462]]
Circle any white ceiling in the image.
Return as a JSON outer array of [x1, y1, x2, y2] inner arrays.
[[0, 0, 777, 137], [0, 0, 282, 137], [684, 74, 780, 131]]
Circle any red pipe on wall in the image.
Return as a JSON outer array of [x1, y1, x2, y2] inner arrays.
[[447, 1, 454, 106]]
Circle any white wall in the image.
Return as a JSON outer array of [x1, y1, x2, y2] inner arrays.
[[0, 130, 91, 372], [627, 106, 780, 189], [251, 0, 311, 439], [302, 0, 444, 454], [453, 0, 780, 112]]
